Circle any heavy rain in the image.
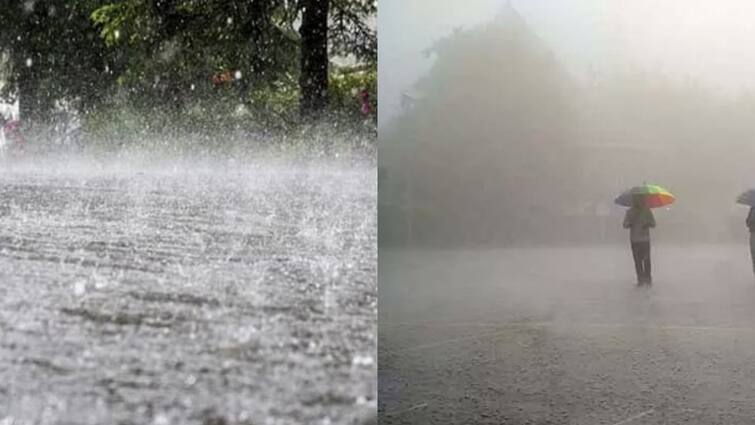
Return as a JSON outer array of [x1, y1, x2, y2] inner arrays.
[[379, 0, 755, 423], [0, 1, 376, 424]]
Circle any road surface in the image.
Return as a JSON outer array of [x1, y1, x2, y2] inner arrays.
[[0, 158, 376, 425], [380, 245, 755, 424]]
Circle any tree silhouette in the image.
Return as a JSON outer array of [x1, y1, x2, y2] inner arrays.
[[381, 5, 580, 246]]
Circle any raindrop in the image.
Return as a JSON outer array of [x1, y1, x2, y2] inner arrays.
[[185, 375, 197, 386], [94, 277, 107, 290], [152, 413, 170, 425], [114, 29, 120, 40], [227, 17, 233, 25], [352, 355, 373, 366], [74, 280, 86, 296], [190, 84, 195, 91], [234, 70, 242, 80], [25, 58, 33, 67]]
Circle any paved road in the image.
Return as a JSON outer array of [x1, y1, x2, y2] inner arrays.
[[0, 159, 376, 425], [380, 245, 755, 424]]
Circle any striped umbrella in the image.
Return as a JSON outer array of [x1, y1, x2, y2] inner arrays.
[[615, 184, 675, 208]]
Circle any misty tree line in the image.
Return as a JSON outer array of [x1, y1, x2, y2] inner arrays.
[[0, 0, 376, 141], [380, 7, 755, 247]]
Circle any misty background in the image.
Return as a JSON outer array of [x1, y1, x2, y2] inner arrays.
[[379, 0, 755, 247]]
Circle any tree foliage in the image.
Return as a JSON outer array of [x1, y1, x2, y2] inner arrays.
[[381, 7, 580, 246], [0, 1, 116, 120], [0, 0, 376, 133]]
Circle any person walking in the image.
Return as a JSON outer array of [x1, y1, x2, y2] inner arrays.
[[623, 194, 656, 285], [747, 207, 755, 274]]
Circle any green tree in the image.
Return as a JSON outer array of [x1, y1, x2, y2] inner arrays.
[[299, 0, 377, 117], [91, 0, 376, 118], [0, 1, 116, 123], [380, 6, 580, 246], [299, 0, 329, 117], [0, 0, 376, 132]]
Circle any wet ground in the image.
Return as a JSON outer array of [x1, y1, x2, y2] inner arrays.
[[0, 159, 376, 425], [380, 245, 755, 424]]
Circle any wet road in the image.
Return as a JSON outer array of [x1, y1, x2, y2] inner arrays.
[[0, 159, 376, 425], [380, 245, 755, 424]]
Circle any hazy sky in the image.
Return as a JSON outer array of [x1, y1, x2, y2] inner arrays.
[[379, 0, 755, 126]]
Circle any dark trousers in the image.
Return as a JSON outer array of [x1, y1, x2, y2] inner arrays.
[[631, 241, 651, 282]]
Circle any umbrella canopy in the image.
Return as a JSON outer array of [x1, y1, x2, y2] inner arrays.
[[737, 189, 755, 206], [615, 184, 675, 208]]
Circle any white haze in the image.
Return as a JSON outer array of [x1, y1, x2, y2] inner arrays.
[[380, 0, 755, 126], [379, 4, 755, 422]]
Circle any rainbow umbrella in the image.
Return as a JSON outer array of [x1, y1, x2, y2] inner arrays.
[[614, 184, 675, 208]]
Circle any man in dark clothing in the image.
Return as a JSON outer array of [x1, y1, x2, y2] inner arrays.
[[623, 195, 656, 285], [747, 207, 755, 274]]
